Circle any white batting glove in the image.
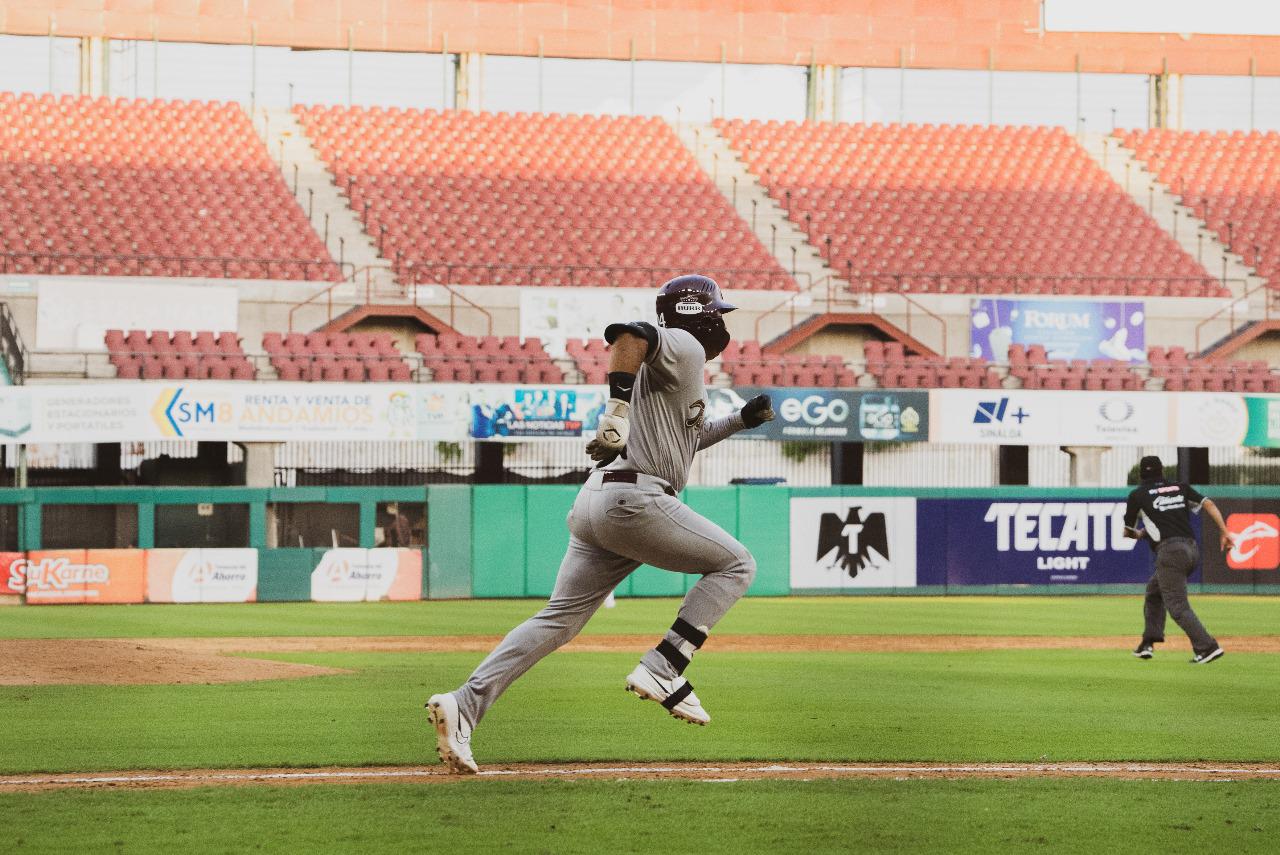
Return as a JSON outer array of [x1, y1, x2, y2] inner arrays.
[[587, 398, 630, 462]]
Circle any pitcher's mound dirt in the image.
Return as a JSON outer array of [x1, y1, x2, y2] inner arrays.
[[0, 639, 346, 686]]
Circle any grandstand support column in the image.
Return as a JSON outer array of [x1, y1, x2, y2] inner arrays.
[[831, 442, 863, 485], [1083, 133, 1264, 303], [805, 62, 840, 123], [997, 446, 1029, 486], [670, 121, 845, 334], [256, 108, 392, 294], [455, 52, 484, 112], [1060, 446, 1106, 487], [1177, 447, 1210, 484], [79, 36, 109, 97], [237, 442, 280, 488]]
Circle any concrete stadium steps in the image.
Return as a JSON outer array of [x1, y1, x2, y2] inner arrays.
[[1085, 132, 1261, 300], [252, 107, 394, 295]]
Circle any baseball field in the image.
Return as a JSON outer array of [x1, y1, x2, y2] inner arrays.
[[3, 595, 1278, 853]]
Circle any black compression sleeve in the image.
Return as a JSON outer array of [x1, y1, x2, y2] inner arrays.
[[608, 371, 637, 403]]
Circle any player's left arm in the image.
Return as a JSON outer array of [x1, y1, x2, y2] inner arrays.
[[697, 395, 774, 451], [1194, 491, 1236, 552]]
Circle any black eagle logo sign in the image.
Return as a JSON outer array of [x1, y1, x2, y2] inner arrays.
[[816, 507, 890, 578]]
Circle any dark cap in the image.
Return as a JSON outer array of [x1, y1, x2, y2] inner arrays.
[[1139, 455, 1164, 480]]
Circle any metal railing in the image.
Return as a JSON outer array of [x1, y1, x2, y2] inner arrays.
[[396, 260, 801, 292], [839, 271, 1237, 298], [0, 302, 28, 385], [285, 266, 494, 335], [754, 275, 949, 355], [1194, 281, 1280, 354], [0, 251, 349, 282]]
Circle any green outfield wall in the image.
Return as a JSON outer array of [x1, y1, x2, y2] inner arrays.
[[1, 485, 1278, 600]]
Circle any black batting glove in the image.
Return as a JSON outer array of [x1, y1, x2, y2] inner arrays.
[[741, 394, 775, 429]]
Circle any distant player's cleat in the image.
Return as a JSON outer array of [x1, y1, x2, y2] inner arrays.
[[624, 663, 709, 726], [1132, 640, 1154, 659], [1190, 647, 1224, 665], [426, 692, 478, 774]]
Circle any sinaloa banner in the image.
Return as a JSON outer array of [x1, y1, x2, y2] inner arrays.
[[930, 389, 1175, 446], [789, 497, 918, 590]]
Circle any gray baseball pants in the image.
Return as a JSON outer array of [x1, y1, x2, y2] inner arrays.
[[1142, 537, 1217, 654], [452, 471, 756, 727]]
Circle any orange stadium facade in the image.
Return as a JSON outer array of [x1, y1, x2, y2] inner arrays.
[[2, 0, 1280, 75]]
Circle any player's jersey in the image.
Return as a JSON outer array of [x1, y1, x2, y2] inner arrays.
[[603, 326, 707, 493], [1124, 479, 1205, 544]]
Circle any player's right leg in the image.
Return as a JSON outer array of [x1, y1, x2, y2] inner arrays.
[[1136, 572, 1166, 658]]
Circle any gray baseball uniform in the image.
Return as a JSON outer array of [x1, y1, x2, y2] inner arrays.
[[451, 325, 756, 728]]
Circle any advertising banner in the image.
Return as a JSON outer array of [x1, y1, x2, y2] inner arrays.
[[1172, 393, 1250, 447], [0, 383, 469, 444], [1243, 396, 1280, 448], [469, 386, 608, 440], [1199, 499, 1280, 586], [789, 497, 918, 589], [0, 552, 23, 595], [971, 297, 1146, 363], [733, 387, 928, 443], [310, 548, 423, 602], [145, 549, 258, 603], [519, 288, 657, 358], [931, 389, 1174, 447], [926, 499, 1151, 586], [20, 549, 147, 604]]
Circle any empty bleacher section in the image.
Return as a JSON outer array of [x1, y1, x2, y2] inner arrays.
[[263, 331, 412, 381], [0, 92, 338, 281], [416, 334, 563, 384], [294, 107, 792, 290], [715, 120, 1222, 297], [719, 341, 857, 388], [863, 340, 1001, 389], [1148, 345, 1280, 393], [1118, 129, 1280, 290], [1006, 344, 1142, 391], [106, 329, 255, 380]]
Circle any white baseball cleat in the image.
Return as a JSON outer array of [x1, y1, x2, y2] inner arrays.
[[426, 692, 478, 774], [624, 663, 710, 726]]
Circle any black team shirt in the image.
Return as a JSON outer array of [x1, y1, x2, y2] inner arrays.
[[1124, 479, 1205, 549]]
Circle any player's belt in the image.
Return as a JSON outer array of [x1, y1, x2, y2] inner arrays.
[[600, 470, 677, 497]]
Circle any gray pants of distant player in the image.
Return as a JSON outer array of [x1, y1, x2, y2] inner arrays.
[[452, 470, 756, 727], [1143, 537, 1217, 654]]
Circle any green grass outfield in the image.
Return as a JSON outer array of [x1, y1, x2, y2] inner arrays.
[[2, 596, 1278, 853], [0, 593, 1276, 638]]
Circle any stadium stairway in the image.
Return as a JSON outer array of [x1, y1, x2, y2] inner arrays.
[[252, 108, 392, 294], [673, 121, 839, 295], [1084, 132, 1261, 300]]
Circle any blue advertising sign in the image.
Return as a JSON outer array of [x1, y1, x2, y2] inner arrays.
[[470, 386, 607, 439], [916, 498, 1193, 586], [718, 387, 928, 443], [971, 298, 1146, 363]]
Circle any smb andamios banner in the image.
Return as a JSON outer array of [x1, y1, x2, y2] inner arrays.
[[0, 383, 469, 443]]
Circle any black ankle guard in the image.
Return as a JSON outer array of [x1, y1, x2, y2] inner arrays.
[[672, 617, 707, 649], [656, 639, 690, 674]]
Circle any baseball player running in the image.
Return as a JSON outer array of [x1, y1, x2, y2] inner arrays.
[[427, 274, 775, 773], [1124, 455, 1236, 664]]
